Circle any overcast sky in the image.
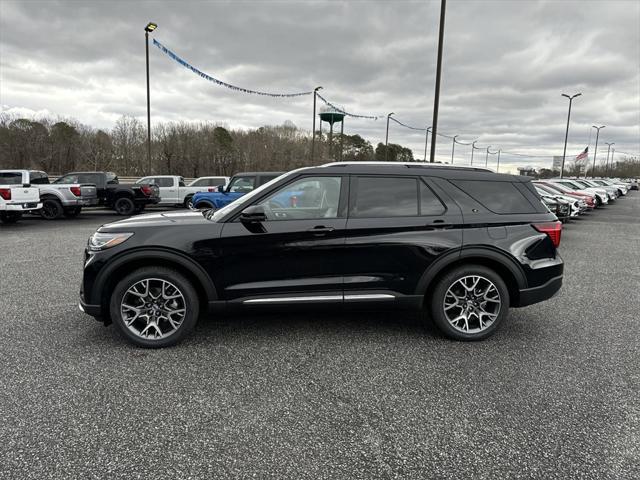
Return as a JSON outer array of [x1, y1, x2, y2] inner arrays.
[[1, 0, 639, 173]]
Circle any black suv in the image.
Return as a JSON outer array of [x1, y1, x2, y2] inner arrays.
[[79, 162, 563, 347]]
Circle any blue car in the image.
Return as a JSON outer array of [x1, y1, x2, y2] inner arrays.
[[191, 172, 283, 210]]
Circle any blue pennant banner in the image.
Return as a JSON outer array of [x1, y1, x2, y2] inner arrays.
[[153, 39, 313, 98], [316, 93, 379, 120]]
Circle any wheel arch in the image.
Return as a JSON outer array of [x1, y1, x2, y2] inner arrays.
[[93, 248, 218, 320], [416, 247, 526, 307]]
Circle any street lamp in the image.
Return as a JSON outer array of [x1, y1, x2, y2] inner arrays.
[[144, 22, 157, 175], [560, 92, 581, 178], [385, 112, 394, 161], [496, 149, 501, 173], [423, 126, 432, 162], [429, 0, 447, 163], [470, 140, 479, 165], [485, 146, 491, 167], [451, 135, 459, 164], [311, 86, 323, 162], [609, 148, 615, 177], [591, 125, 605, 178], [604, 142, 614, 177]]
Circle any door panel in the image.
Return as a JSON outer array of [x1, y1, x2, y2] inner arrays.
[[219, 174, 348, 302], [219, 219, 347, 301], [343, 176, 463, 296]]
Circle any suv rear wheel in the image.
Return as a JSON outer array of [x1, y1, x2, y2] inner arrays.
[[429, 265, 509, 341], [109, 267, 200, 348]]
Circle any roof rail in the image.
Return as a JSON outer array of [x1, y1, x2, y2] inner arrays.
[[321, 161, 493, 172]]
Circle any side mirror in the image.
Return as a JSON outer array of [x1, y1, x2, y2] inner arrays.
[[240, 205, 266, 223], [240, 205, 267, 233], [217, 185, 226, 193]]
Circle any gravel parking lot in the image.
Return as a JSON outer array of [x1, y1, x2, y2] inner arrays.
[[1, 197, 638, 479]]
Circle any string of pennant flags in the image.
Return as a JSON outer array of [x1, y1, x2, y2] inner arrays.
[[152, 38, 637, 160]]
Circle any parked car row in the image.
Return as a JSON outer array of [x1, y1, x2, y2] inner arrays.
[[532, 177, 633, 222], [0, 170, 229, 223]]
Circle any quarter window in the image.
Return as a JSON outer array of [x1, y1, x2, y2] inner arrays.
[[258, 176, 342, 220], [453, 180, 536, 214]]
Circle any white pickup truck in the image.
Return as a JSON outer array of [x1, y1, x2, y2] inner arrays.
[[0, 171, 42, 224], [135, 175, 229, 208]]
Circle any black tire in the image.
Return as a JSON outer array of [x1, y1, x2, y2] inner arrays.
[[109, 267, 200, 348], [40, 198, 64, 220], [0, 212, 22, 224], [195, 201, 214, 210], [184, 195, 194, 209], [63, 206, 82, 218], [114, 197, 135, 216], [427, 264, 509, 341]]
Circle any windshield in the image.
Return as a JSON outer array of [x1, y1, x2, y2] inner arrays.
[[206, 170, 298, 222]]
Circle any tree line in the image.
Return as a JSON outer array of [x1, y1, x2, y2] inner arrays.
[[0, 114, 414, 177]]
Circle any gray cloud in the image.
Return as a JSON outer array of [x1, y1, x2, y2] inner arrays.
[[1, 0, 638, 173]]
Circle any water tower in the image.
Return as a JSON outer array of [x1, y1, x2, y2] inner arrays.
[[318, 106, 345, 160]]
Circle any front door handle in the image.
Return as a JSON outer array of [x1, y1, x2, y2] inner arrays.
[[308, 226, 335, 235], [428, 219, 453, 229]]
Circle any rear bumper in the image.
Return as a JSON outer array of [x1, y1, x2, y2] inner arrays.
[[517, 275, 563, 307], [1, 202, 42, 212]]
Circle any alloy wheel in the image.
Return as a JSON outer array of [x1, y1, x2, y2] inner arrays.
[[443, 275, 501, 334], [120, 278, 187, 340]]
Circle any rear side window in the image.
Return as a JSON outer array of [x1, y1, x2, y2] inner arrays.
[[0, 172, 23, 184], [351, 176, 418, 217], [155, 178, 174, 188], [29, 172, 50, 184], [453, 180, 536, 214]]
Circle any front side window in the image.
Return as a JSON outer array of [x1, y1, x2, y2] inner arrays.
[[257, 176, 342, 220], [351, 176, 419, 218], [155, 178, 174, 188], [29, 172, 50, 184], [228, 176, 255, 193]]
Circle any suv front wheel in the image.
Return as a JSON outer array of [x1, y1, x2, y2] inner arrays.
[[109, 267, 200, 348], [429, 265, 509, 341]]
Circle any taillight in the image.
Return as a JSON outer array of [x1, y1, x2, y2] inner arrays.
[[533, 221, 562, 248], [208, 188, 215, 192], [70, 186, 81, 197], [0, 188, 10, 201], [141, 185, 152, 196]]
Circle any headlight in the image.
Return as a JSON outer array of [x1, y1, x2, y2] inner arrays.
[[88, 232, 134, 251]]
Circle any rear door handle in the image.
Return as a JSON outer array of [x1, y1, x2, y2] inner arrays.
[[308, 226, 335, 235]]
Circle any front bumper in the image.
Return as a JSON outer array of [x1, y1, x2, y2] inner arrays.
[[518, 275, 563, 307], [1, 202, 42, 212], [78, 297, 103, 319]]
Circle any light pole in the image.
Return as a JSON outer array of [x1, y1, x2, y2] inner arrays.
[[451, 135, 459, 164], [609, 148, 615, 177], [311, 86, 322, 162], [560, 93, 581, 178], [485, 146, 491, 167], [385, 112, 394, 161], [144, 22, 157, 176], [604, 142, 614, 177], [591, 125, 605, 177], [470, 140, 479, 165], [429, 0, 447, 163], [496, 149, 501, 172], [423, 126, 432, 161]]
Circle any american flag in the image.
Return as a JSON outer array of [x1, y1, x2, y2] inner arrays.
[[575, 147, 588, 161]]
